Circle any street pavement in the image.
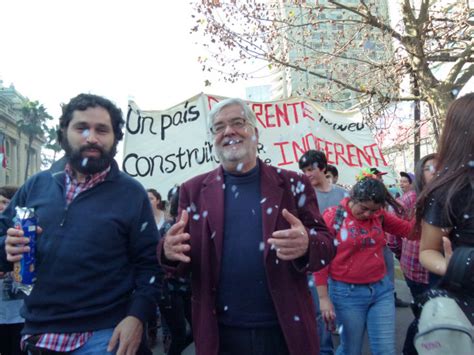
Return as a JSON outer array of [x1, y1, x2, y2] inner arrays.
[[153, 278, 414, 355]]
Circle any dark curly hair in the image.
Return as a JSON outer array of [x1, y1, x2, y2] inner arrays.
[[350, 177, 403, 214], [57, 93, 124, 150]]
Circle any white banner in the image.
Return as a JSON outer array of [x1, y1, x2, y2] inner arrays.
[[123, 93, 394, 196]]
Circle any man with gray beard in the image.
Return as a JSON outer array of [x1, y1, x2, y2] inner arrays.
[[158, 98, 335, 355]]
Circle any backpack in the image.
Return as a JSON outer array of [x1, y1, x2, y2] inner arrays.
[[414, 246, 474, 355], [414, 296, 474, 355]]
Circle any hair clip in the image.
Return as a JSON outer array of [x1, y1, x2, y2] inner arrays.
[[355, 168, 378, 182]]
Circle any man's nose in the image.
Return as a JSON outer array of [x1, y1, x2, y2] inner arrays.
[[223, 123, 237, 136], [85, 130, 99, 144]]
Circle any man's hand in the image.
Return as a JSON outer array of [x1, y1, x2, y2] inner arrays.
[[163, 210, 191, 263], [107, 316, 143, 355], [5, 228, 31, 262], [267, 209, 309, 260]]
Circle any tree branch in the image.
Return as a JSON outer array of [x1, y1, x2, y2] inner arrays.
[[328, 0, 403, 41]]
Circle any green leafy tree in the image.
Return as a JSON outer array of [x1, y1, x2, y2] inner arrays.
[[18, 100, 52, 180]]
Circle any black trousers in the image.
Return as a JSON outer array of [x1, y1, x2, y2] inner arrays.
[[218, 324, 289, 355], [0, 323, 27, 355], [159, 291, 193, 355]]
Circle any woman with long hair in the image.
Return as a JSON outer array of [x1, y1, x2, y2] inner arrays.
[[417, 93, 474, 278], [390, 154, 437, 355], [147, 188, 168, 231], [315, 172, 415, 355]]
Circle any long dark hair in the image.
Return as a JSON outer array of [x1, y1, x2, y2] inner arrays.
[[350, 177, 403, 214], [416, 94, 474, 225]]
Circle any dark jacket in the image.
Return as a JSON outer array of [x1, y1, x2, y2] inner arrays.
[[0, 158, 161, 334], [158, 160, 336, 355]]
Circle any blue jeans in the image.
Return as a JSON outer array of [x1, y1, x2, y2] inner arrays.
[[329, 276, 395, 355], [308, 276, 334, 355], [70, 328, 115, 355]]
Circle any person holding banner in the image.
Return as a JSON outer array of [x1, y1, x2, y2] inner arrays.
[[158, 97, 336, 355]]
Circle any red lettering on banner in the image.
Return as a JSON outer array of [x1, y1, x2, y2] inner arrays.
[[346, 144, 358, 166], [274, 141, 293, 166], [292, 138, 307, 162], [275, 104, 290, 126], [286, 103, 300, 124], [207, 96, 219, 110], [302, 102, 315, 122], [334, 143, 350, 165], [264, 103, 276, 128], [359, 145, 374, 166], [273, 133, 385, 170], [252, 103, 265, 128]]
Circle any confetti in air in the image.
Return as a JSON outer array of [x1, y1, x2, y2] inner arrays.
[[224, 305, 229, 311], [149, 276, 156, 284], [298, 194, 307, 208], [294, 315, 300, 321], [259, 242, 265, 251], [340, 228, 348, 241], [260, 197, 267, 204], [202, 211, 208, 218], [210, 231, 216, 239], [236, 163, 244, 172], [140, 222, 148, 232], [193, 214, 200, 221], [81, 129, 90, 138], [266, 207, 273, 215], [231, 185, 238, 192], [81, 158, 88, 167]]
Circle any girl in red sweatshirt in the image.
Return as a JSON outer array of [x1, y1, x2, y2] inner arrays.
[[315, 174, 415, 355]]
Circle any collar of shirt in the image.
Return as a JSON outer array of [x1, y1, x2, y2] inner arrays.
[[64, 163, 111, 204]]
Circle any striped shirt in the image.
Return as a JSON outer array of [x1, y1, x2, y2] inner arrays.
[[387, 190, 429, 284], [21, 163, 110, 351]]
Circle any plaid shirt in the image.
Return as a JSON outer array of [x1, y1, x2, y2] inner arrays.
[[22, 164, 110, 351], [387, 190, 429, 284]]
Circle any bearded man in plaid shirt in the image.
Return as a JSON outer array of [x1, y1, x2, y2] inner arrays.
[[0, 94, 161, 355]]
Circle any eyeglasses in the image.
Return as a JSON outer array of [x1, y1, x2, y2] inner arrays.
[[210, 118, 249, 135]]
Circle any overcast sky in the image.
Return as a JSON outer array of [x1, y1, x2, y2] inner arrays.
[[0, 0, 250, 118]]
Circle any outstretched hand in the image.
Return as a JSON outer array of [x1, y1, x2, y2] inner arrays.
[[163, 210, 191, 263], [267, 209, 309, 260]]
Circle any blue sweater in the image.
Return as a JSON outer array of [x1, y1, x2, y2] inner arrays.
[[0, 159, 161, 334], [217, 163, 278, 326]]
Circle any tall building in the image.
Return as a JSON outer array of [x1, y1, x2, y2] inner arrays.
[[0, 81, 43, 186], [272, 0, 393, 110]]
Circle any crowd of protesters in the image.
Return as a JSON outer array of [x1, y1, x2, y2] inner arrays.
[[0, 92, 472, 355]]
